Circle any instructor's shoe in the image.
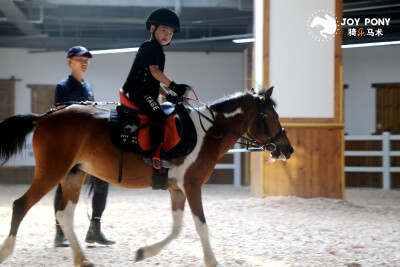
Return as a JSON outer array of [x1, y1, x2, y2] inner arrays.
[[85, 220, 116, 245], [54, 224, 70, 247]]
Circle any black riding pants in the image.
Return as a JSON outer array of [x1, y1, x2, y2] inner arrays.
[[130, 94, 166, 154], [54, 176, 109, 222]]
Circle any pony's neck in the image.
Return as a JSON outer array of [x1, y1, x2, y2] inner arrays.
[[209, 93, 257, 153]]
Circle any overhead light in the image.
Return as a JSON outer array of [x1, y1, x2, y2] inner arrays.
[[232, 38, 255, 43], [91, 47, 139, 55], [341, 40, 400, 48]]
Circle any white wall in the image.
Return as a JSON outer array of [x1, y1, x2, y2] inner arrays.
[[0, 48, 244, 115], [343, 45, 400, 134], [269, 0, 335, 118]]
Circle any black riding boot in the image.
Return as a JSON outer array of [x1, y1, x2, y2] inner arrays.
[[85, 220, 115, 245], [54, 224, 69, 247]]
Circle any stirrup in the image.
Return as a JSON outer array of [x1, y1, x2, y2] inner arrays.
[[152, 156, 162, 170], [152, 143, 163, 169], [143, 156, 174, 168]]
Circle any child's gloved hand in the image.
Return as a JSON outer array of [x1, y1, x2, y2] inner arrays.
[[166, 93, 180, 104], [169, 81, 189, 96]]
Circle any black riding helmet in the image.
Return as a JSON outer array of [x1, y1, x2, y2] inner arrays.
[[146, 8, 181, 33]]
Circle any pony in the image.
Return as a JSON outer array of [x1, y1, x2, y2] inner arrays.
[[0, 87, 293, 267]]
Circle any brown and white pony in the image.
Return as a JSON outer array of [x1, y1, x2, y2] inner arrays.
[[0, 87, 293, 267]]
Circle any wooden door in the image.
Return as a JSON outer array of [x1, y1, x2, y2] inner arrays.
[[0, 81, 15, 120], [373, 83, 400, 134], [27, 84, 55, 114]]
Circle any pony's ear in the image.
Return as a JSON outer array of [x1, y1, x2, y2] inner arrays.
[[264, 86, 274, 99]]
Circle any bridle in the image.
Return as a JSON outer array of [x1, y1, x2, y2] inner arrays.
[[245, 97, 287, 152], [185, 95, 287, 152]]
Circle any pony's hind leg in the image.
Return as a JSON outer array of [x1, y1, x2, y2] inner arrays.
[[56, 166, 94, 267], [135, 186, 186, 262], [185, 185, 223, 267], [0, 168, 62, 264]]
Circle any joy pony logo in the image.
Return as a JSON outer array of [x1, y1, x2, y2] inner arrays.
[[307, 10, 340, 42]]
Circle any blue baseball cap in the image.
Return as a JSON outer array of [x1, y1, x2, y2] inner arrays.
[[67, 46, 92, 58]]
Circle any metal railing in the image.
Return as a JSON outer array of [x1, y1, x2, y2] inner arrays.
[[345, 132, 400, 190], [215, 144, 242, 187]]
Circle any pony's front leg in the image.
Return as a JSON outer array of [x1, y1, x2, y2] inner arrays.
[[56, 169, 94, 267], [135, 186, 186, 262], [185, 185, 223, 267]]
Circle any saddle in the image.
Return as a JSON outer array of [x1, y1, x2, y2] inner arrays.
[[110, 89, 197, 159]]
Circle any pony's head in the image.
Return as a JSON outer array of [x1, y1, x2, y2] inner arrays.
[[246, 87, 294, 160]]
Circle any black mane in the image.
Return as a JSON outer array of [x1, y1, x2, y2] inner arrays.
[[209, 91, 276, 113], [209, 92, 253, 113]]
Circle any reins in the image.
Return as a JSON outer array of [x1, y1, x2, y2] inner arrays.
[[183, 88, 285, 152], [52, 92, 285, 152]]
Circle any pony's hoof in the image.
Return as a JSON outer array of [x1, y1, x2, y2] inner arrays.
[[80, 260, 94, 267], [135, 247, 144, 262], [206, 261, 225, 267], [74, 258, 94, 267]]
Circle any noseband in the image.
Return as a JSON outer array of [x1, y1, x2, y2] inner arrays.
[[248, 97, 286, 152]]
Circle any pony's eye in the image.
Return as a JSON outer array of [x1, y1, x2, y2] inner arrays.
[[272, 113, 279, 120]]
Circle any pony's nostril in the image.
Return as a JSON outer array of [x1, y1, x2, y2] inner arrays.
[[290, 146, 294, 154]]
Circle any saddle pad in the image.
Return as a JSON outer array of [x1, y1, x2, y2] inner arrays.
[[109, 105, 181, 154]]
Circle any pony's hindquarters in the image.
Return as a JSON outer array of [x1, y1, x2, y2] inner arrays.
[[0, 107, 94, 265]]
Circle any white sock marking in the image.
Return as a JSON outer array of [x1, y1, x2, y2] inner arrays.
[[56, 201, 87, 264], [0, 235, 16, 263], [193, 216, 219, 267]]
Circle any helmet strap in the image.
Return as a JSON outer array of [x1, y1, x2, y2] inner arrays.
[[150, 24, 158, 42]]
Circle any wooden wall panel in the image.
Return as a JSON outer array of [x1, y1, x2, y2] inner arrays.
[[373, 83, 400, 134], [0, 167, 35, 184], [27, 84, 55, 114], [208, 154, 234, 184], [0, 81, 15, 120], [263, 125, 345, 199]]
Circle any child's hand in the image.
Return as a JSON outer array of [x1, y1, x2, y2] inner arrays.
[[166, 93, 180, 104], [169, 81, 189, 96]]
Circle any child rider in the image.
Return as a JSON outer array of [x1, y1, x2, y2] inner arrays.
[[122, 8, 190, 169]]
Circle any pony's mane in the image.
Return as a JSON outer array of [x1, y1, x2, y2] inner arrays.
[[209, 91, 253, 112], [208, 90, 276, 113]]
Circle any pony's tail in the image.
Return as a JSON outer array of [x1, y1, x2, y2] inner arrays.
[[0, 114, 40, 166]]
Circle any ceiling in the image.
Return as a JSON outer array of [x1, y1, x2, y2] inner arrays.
[[0, 0, 399, 53]]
